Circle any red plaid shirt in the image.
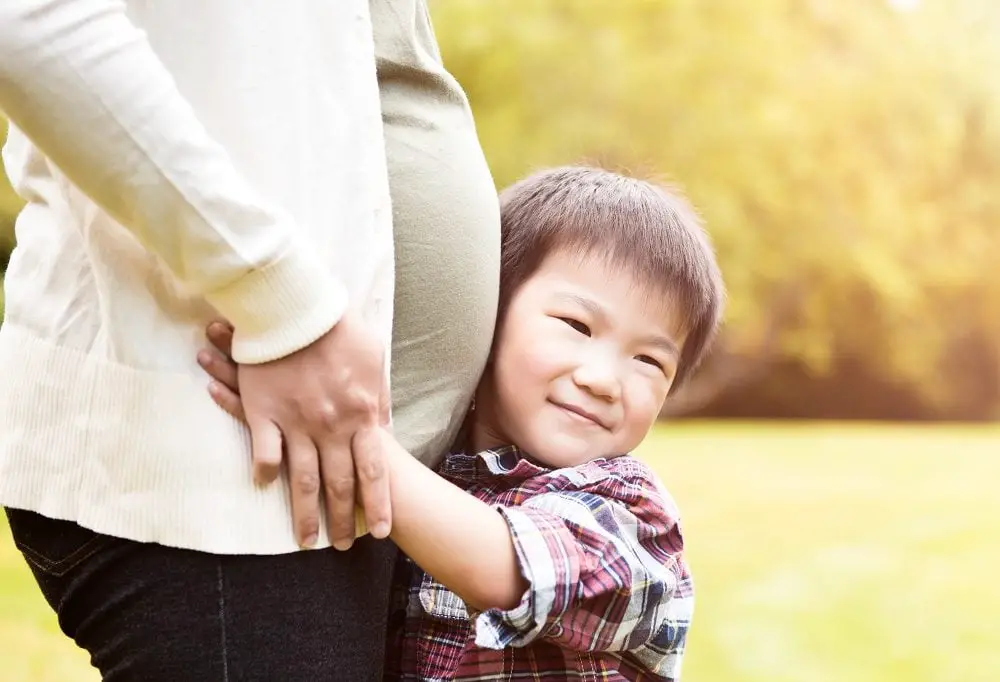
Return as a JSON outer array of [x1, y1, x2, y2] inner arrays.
[[385, 446, 694, 681]]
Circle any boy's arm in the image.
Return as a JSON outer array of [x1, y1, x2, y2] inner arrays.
[[201, 345, 688, 669], [361, 428, 690, 676], [364, 427, 528, 612], [474, 485, 693, 676]]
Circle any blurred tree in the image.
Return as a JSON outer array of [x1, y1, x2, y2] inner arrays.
[[431, 0, 1000, 418], [0, 122, 17, 239], [2, 0, 998, 417], [0, 120, 17, 320]]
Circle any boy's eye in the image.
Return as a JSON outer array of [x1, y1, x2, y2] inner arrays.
[[559, 317, 591, 336], [636, 354, 664, 370]]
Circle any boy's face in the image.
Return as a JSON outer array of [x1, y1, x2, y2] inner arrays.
[[475, 248, 687, 468]]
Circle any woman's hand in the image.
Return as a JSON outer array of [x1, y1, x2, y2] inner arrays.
[[198, 321, 392, 549]]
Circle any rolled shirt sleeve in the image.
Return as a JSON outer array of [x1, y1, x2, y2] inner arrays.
[[474, 489, 694, 678]]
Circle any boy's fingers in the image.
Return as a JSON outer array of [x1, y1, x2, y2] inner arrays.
[[208, 318, 234, 333], [207, 321, 235, 358], [198, 349, 240, 393], [209, 380, 247, 423]]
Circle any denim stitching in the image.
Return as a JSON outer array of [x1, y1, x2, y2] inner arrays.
[[217, 560, 230, 682], [15, 534, 112, 577]]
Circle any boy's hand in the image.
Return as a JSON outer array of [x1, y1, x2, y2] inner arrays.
[[198, 322, 246, 422]]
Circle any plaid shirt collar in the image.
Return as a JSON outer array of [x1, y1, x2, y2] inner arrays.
[[445, 444, 615, 483]]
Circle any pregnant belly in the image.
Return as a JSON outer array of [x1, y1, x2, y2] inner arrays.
[[383, 117, 500, 466]]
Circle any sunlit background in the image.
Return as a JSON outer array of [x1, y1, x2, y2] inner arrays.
[[2, 1, 998, 680]]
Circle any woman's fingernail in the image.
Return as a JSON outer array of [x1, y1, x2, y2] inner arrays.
[[197, 351, 210, 365], [371, 522, 390, 539], [301, 533, 318, 549]]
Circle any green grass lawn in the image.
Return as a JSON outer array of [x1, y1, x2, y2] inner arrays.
[[1, 421, 998, 681], [0, 520, 97, 681]]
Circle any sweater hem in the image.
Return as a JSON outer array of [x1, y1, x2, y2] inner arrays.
[[0, 323, 367, 555]]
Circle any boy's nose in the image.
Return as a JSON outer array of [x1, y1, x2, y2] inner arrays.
[[571, 355, 621, 401]]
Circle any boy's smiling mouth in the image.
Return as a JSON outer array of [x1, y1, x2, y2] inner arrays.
[[549, 400, 609, 429]]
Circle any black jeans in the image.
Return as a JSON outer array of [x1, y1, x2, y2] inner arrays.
[[5, 508, 397, 681]]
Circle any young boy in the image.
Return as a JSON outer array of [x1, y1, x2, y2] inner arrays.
[[199, 166, 725, 680]]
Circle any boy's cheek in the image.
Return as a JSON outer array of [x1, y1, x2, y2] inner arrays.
[[500, 346, 556, 386], [524, 338, 573, 373], [629, 390, 667, 432]]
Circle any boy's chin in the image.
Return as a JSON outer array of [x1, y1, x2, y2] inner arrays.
[[531, 436, 601, 469]]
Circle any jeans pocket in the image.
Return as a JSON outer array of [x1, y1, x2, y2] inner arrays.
[[5, 508, 114, 577]]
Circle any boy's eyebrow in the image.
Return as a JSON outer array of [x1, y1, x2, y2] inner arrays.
[[555, 293, 681, 358], [642, 334, 680, 359], [556, 293, 607, 321]]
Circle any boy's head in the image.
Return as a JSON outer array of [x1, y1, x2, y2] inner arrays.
[[473, 166, 725, 467]]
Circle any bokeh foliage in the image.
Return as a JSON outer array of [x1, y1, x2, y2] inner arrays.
[[2, 0, 998, 417], [429, 0, 1000, 418]]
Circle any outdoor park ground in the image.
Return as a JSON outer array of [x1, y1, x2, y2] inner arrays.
[[1, 421, 996, 682]]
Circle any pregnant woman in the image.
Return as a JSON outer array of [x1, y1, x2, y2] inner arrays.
[[0, 0, 498, 679]]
